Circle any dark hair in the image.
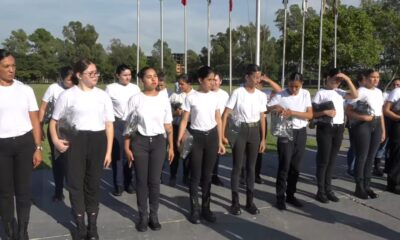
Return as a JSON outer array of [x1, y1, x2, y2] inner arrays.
[[137, 66, 155, 79], [71, 59, 94, 85], [158, 71, 166, 82], [365, 68, 379, 77], [214, 71, 223, 82], [245, 64, 260, 76], [197, 65, 214, 80], [327, 68, 342, 78], [0, 49, 12, 61], [177, 74, 191, 84], [115, 64, 131, 75], [59, 66, 73, 80], [289, 72, 304, 83]]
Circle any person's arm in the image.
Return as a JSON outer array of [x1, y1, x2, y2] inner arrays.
[[283, 107, 313, 120], [29, 111, 42, 168], [380, 115, 386, 143], [38, 101, 48, 140], [259, 112, 266, 153], [49, 119, 70, 153], [164, 123, 174, 164], [268, 105, 285, 114], [337, 73, 358, 99], [313, 109, 336, 118], [221, 108, 233, 145], [383, 102, 400, 121], [215, 110, 226, 155], [104, 122, 114, 168], [261, 75, 282, 93], [177, 111, 190, 148], [124, 136, 134, 167]]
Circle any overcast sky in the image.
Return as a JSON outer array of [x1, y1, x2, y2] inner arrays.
[[0, 0, 359, 55]]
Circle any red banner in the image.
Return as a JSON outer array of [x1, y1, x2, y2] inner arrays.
[[229, 0, 233, 12], [181, 0, 186, 6]]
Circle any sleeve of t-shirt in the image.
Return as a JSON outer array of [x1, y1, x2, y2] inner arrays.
[[182, 95, 191, 112], [105, 85, 111, 95], [313, 90, 322, 104], [305, 90, 312, 108], [226, 89, 239, 110], [387, 89, 400, 103], [42, 84, 54, 102], [52, 91, 67, 120], [25, 85, 39, 111], [336, 89, 347, 97], [164, 101, 173, 124], [122, 95, 135, 121], [267, 92, 281, 107], [104, 94, 115, 122]]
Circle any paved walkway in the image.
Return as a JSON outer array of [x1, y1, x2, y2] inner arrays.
[[1, 133, 400, 240]]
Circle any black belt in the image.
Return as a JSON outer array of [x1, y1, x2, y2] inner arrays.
[[240, 121, 260, 128], [190, 127, 216, 136]]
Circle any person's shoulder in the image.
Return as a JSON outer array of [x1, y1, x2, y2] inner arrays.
[[128, 83, 140, 89]]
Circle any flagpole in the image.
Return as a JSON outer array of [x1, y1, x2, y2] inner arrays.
[[255, 0, 261, 66], [334, 0, 338, 68], [229, 0, 232, 94], [207, 0, 211, 66], [184, 3, 187, 74], [281, 0, 288, 88], [300, 0, 306, 74], [136, 0, 140, 84], [318, 0, 324, 90], [160, 0, 164, 70]]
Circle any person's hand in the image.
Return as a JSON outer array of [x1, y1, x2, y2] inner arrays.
[[103, 153, 112, 168], [274, 106, 285, 115], [259, 139, 266, 153], [177, 137, 182, 150], [335, 73, 350, 83], [381, 131, 386, 143], [324, 109, 336, 117], [168, 146, 174, 165], [218, 143, 226, 155], [54, 139, 69, 153], [222, 137, 229, 145], [282, 109, 292, 119], [260, 75, 271, 83], [362, 115, 374, 122], [125, 148, 134, 168], [33, 150, 42, 168]]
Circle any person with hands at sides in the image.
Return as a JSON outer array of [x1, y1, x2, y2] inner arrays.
[[0, 49, 42, 240], [268, 72, 313, 211], [177, 66, 225, 224], [123, 67, 174, 232], [313, 69, 358, 204], [345, 69, 385, 200], [221, 64, 266, 216], [49, 59, 114, 240]]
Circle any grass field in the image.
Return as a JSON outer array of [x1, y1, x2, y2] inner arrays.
[[29, 83, 318, 169]]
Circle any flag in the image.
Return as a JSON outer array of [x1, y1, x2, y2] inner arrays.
[[181, 0, 186, 6], [229, 0, 233, 12]]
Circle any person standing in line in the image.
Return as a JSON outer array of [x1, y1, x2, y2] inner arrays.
[[211, 71, 230, 186], [169, 74, 195, 186], [313, 69, 358, 203], [123, 67, 174, 232], [0, 49, 42, 240], [221, 64, 266, 215], [268, 72, 313, 210], [157, 71, 172, 98], [177, 66, 225, 224], [50, 59, 114, 240], [105, 64, 140, 196], [38, 66, 74, 202], [346, 69, 385, 199]]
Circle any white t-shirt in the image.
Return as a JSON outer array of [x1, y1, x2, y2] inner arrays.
[[52, 86, 115, 131], [0, 80, 39, 138], [386, 88, 400, 112], [351, 87, 384, 116], [123, 92, 172, 136], [214, 88, 230, 115], [182, 90, 221, 131], [170, 89, 196, 125], [268, 88, 312, 129], [42, 82, 67, 103], [313, 88, 347, 124], [226, 87, 267, 123], [105, 82, 140, 119]]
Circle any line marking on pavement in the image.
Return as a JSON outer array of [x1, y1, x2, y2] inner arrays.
[[31, 234, 70, 240]]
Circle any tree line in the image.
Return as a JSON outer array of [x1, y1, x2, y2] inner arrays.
[[1, 0, 399, 86]]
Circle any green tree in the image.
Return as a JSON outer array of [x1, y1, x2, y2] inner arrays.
[[148, 39, 177, 82]]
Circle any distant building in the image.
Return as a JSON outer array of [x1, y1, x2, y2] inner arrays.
[[172, 53, 185, 75]]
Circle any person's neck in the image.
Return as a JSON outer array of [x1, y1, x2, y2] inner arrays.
[[78, 83, 94, 91], [0, 79, 14, 86], [143, 89, 158, 96], [244, 85, 255, 93], [198, 88, 209, 93]]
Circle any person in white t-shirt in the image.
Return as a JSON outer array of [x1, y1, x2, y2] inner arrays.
[[105, 64, 140, 197], [221, 64, 266, 215], [38, 66, 74, 202], [49, 59, 114, 239], [346, 69, 385, 200], [169, 74, 195, 186], [123, 67, 174, 232], [383, 84, 400, 194], [211, 71, 230, 187], [313, 68, 358, 204], [157, 71, 172, 98], [177, 66, 225, 224], [0, 49, 42, 240], [268, 72, 313, 210]]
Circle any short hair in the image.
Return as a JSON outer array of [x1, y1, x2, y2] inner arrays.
[[158, 71, 166, 82], [0, 49, 12, 61], [288, 72, 304, 83], [115, 64, 131, 75], [245, 64, 260, 76], [59, 66, 73, 80], [177, 74, 191, 84], [197, 66, 214, 80], [214, 71, 223, 82], [71, 59, 95, 85], [137, 66, 155, 79]]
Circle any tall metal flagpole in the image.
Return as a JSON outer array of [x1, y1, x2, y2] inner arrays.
[[136, 0, 140, 84], [207, 0, 211, 66], [281, 0, 288, 88], [160, 0, 164, 70], [229, 0, 232, 94], [184, 3, 188, 74], [300, 0, 307, 74], [334, 0, 338, 68], [255, 0, 261, 66], [318, 0, 324, 90]]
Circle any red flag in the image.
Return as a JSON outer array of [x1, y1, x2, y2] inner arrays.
[[181, 0, 186, 6], [229, 0, 233, 12]]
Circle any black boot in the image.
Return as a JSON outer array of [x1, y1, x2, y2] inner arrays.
[[74, 213, 87, 240], [245, 190, 260, 215], [136, 214, 148, 232], [3, 219, 16, 240], [189, 194, 200, 224], [364, 178, 378, 199], [87, 211, 99, 240], [201, 185, 216, 223], [148, 213, 161, 231], [230, 192, 241, 215], [17, 221, 29, 240], [354, 180, 368, 199]]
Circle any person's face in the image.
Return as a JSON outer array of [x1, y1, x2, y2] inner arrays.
[[199, 73, 215, 92], [178, 79, 191, 93], [288, 80, 303, 95], [78, 64, 99, 88], [158, 80, 166, 91], [0, 56, 16, 83], [141, 68, 158, 91], [366, 71, 380, 89], [245, 71, 261, 88], [393, 80, 400, 89], [326, 76, 341, 89], [62, 74, 74, 89], [212, 74, 221, 91], [117, 69, 132, 86]]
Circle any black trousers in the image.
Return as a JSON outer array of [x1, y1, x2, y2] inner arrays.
[[316, 124, 344, 194], [388, 121, 400, 190], [189, 127, 219, 206], [112, 119, 134, 189], [65, 130, 107, 214], [131, 134, 166, 217], [0, 131, 34, 223], [352, 119, 382, 184], [231, 124, 260, 193], [47, 126, 66, 196], [170, 125, 189, 179], [276, 127, 307, 199]]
